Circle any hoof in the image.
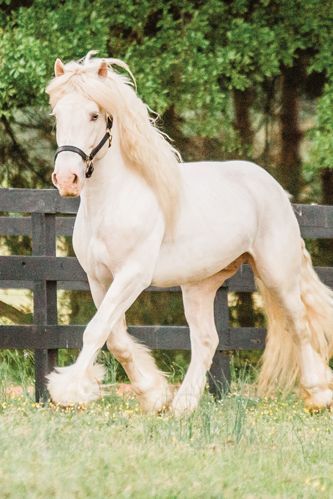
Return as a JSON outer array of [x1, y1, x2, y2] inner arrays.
[[136, 383, 175, 413], [303, 386, 333, 412], [171, 392, 199, 417], [47, 363, 105, 406]]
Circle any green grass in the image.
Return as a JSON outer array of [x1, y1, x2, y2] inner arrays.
[[0, 380, 332, 498]]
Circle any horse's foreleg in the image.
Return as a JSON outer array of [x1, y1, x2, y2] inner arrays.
[[106, 316, 173, 412], [47, 262, 157, 406], [88, 278, 171, 411]]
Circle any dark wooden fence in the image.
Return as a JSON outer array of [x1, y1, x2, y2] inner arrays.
[[1, 188, 333, 401]]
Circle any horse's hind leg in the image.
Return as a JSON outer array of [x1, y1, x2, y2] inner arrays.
[[171, 261, 243, 416], [254, 241, 333, 410]]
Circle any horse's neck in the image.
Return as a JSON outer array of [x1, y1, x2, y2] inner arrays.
[[79, 127, 147, 224], [78, 121, 164, 234]]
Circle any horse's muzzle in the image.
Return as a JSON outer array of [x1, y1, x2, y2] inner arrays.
[[52, 171, 81, 197]]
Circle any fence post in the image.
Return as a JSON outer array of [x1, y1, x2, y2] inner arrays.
[[208, 285, 231, 398], [32, 212, 57, 402]]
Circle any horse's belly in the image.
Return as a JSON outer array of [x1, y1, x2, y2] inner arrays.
[[152, 228, 253, 287]]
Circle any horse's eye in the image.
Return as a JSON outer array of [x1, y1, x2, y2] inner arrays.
[[90, 113, 99, 122]]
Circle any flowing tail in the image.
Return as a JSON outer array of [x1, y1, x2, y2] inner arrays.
[[257, 239, 333, 396]]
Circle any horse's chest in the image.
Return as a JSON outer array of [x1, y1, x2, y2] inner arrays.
[[73, 219, 134, 283], [89, 237, 111, 271], [72, 219, 113, 281]]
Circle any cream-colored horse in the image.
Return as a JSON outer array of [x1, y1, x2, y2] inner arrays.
[[47, 53, 333, 415]]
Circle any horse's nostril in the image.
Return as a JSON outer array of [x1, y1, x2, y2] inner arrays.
[[52, 172, 58, 186], [73, 174, 78, 184]]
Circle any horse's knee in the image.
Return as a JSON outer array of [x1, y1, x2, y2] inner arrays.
[[202, 330, 219, 352]]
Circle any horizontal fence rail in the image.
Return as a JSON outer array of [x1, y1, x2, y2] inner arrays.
[[0, 325, 266, 351], [1, 257, 333, 291], [1, 188, 333, 401]]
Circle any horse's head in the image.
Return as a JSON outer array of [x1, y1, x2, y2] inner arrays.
[[50, 58, 110, 197], [47, 54, 180, 230]]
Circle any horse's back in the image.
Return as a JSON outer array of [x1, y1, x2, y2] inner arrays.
[[180, 160, 285, 203], [181, 160, 297, 229], [178, 160, 294, 233]]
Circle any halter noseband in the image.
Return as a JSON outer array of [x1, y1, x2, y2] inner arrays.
[[54, 116, 113, 178]]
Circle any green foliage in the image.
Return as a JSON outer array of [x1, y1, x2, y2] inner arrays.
[[0, 0, 110, 114], [0, 0, 332, 171], [0, 0, 331, 138], [0, 350, 34, 394], [309, 84, 333, 171]]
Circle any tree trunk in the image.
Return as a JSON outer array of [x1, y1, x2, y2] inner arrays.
[[232, 89, 254, 327], [162, 106, 207, 162], [321, 168, 333, 205], [162, 106, 188, 154], [319, 168, 333, 266], [233, 89, 254, 152], [277, 65, 303, 200]]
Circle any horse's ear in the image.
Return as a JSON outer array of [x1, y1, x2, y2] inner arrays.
[[98, 60, 108, 78], [54, 58, 65, 77]]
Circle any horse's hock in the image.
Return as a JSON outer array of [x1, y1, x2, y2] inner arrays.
[[1, 188, 333, 401]]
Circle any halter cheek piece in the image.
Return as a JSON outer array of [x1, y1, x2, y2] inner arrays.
[[54, 116, 113, 178]]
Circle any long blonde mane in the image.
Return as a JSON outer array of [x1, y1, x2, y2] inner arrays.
[[46, 53, 181, 231]]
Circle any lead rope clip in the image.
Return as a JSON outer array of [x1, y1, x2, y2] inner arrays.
[[85, 161, 94, 179]]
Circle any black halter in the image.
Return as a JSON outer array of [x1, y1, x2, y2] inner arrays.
[[54, 116, 113, 178]]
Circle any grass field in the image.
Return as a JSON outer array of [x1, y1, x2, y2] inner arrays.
[[1, 375, 332, 499]]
